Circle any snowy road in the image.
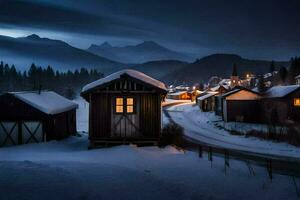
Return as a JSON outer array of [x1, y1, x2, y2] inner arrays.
[[165, 103, 300, 161]]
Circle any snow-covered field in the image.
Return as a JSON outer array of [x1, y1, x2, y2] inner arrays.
[[0, 134, 299, 200], [166, 103, 300, 160], [0, 98, 299, 200]]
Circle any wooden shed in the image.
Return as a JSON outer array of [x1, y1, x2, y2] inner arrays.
[[261, 85, 300, 124], [222, 88, 261, 122], [166, 91, 191, 100], [197, 92, 218, 112], [81, 69, 167, 147], [0, 91, 78, 147]]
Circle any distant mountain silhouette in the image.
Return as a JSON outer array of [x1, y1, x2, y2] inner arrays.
[[131, 60, 188, 80], [0, 34, 125, 73], [162, 54, 289, 84], [87, 41, 193, 63]]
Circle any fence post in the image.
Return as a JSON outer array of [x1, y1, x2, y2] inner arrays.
[[198, 145, 202, 158]]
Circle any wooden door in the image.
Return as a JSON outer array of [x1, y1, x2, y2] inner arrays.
[[0, 121, 18, 147], [22, 121, 44, 144], [111, 96, 140, 138]]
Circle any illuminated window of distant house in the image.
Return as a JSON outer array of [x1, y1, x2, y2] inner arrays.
[[116, 98, 123, 113], [294, 98, 300, 106], [126, 97, 134, 113]]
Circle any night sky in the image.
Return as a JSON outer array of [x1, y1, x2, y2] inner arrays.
[[0, 0, 299, 60]]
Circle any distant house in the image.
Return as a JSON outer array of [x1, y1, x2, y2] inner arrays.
[[210, 84, 230, 115], [261, 85, 300, 124], [166, 91, 191, 100], [222, 88, 261, 122], [197, 92, 218, 112], [0, 91, 78, 147], [81, 69, 167, 147]]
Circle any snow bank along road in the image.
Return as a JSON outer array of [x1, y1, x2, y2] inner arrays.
[[165, 103, 300, 162], [0, 134, 299, 200]]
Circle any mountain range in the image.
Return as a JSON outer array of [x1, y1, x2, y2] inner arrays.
[[162, 54, 289, 84], [0, 34, 124, 73], [0, 34, 292, 85], [87, 41, 193, 63]]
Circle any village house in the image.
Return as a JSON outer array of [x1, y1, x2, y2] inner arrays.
[[261, 85, 300, 124], [81, 69, 167, 147], [222, 88, 261, 122], [197, 92, 218, 112], [166, 91, 191, 100], [221, 85, 300, 125], [0, 91, 78, 147]]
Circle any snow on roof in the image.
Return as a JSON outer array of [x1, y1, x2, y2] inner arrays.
[[9, 91, 78, 115], [168, 91, 187, 96], [197, 92, 218, 101], [295, 74, 300, 79], [82, 69, 167, 93], [222, 89, 241, 97], [264, 85, 300, 98], [264, 73, 272, 79]]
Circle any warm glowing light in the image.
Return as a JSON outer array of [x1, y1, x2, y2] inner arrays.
[[116, 97, 123, 113], [126, 98, 134, 113], [294, 98, 300, 106], [192, 86, 196, 90]]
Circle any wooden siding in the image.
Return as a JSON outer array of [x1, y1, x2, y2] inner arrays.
[[223, 100, 262, 123], [0, 94, 76, 142], [89, 93, 111, 139], [140, 94, 161, 138], [86, 77, 165, 142]]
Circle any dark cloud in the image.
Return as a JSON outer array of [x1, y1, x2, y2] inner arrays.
[[0, 0, 299, 60]]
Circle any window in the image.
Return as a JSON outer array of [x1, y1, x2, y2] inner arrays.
[[294, 98, 300, 106], [116, 98, 123, 113], [126, 98, 134, 113], [115, 97, 135, 114]]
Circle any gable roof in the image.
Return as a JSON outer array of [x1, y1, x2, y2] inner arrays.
[[222, 87, 260, 98], [197, 92, 218, 101], [264, 85, 300, 98], [168, 91, 188, 96], [9, 91, 78, 115], [82, 69, 167, 94]]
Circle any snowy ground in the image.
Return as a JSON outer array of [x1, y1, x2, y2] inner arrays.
[[0, 134, 299, 200], [0, 98, 299, 200], [166, 103, 300, 161]]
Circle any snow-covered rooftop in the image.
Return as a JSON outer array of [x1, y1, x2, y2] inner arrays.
[[9, 91, 78, 115], [197, 92, 218, 101], [82, 69, 167, 93], [264, 85, 300, 98], [168, 91, 188, 96]]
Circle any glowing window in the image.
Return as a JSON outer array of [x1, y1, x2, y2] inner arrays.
[[116, 98, 123, 113], [294, 98, 300, 106], [126, 98, 134, 113]]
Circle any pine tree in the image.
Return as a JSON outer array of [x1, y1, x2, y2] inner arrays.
[[257, 75, 266, 93], [232, 63, 238, 76], [270, 61, 275, 73], [279, 66, 288, 84]]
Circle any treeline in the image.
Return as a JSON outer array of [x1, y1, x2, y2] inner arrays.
[[0, 62, 104, 99]]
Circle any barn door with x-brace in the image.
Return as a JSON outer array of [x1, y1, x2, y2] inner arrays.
[[22, 121, 43, 144], [111, 96, 140, 138], [0, 121, 44, 147], [0, 122, 18, 147]]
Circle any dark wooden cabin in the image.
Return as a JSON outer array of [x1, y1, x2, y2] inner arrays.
[[197, 92, 218, 112], [222, 88, 261, 122], [81, 69, 167, 147], [0, 91, 78, 147], [261, 85, 300, 124]]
